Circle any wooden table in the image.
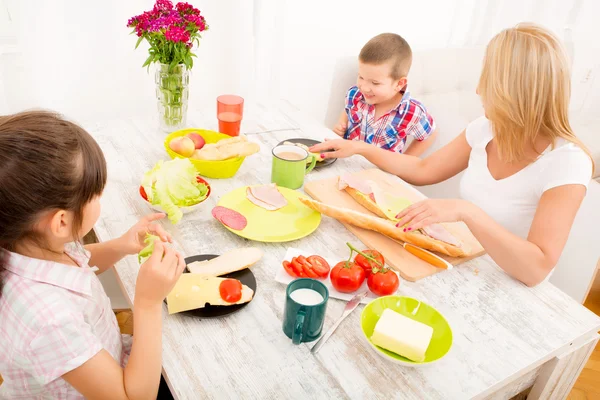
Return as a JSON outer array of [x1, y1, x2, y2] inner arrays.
[[88, 101, 600, 400]]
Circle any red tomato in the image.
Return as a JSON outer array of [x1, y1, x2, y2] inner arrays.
[[354, 250, 385, 277], [219, 279, 243, 303], [282, 261, 297, 278], [139, 186, 148, 201], [367, 268, 399, 296], [330, 261, 366, 293], [290, 258, 305, 277], [307, 255, 330, 278], [294, 256, 317, 278]]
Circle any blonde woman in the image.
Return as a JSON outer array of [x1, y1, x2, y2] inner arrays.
[[310, 23, 594, 287]]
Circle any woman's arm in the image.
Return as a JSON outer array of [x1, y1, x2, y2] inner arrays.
[[311, 130, 471, 186], [396, 185, 587, 287], [464, 185, 587, 286], [402, 127, 439, 157]]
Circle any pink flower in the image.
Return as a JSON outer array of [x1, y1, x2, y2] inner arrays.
[[153, 0, 173, 13], [165, 26, 190, 43], [176, 2, 200, 15]]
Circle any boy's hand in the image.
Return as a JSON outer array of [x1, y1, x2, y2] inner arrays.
[[119, 213, 173, 255], [135, 241, 185, 308], [332, 121, 347, 136], [309, 139, 364, 160]]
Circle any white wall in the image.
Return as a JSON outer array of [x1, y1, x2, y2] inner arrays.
[[269, 0, 600, 157], [0, 0, 256, 121]]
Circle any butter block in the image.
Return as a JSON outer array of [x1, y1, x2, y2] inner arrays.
[[166, 275, 253, 314], [370, 308, 433, 362]]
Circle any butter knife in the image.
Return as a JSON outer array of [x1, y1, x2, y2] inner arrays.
[[311, 290, 369, 354]]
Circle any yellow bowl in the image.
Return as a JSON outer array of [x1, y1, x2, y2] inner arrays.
[[164, 128, 245, 179]]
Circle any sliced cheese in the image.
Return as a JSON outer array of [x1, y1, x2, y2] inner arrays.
[[371, 308, 433, 362], [166, 275, 253, 314], [187, 247, 263, 276], [367, 180, 413, 221]]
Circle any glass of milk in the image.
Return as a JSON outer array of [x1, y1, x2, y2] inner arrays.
[[283, 278, 329, 344]]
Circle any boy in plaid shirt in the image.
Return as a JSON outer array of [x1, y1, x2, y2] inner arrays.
[[333, 33, 438, 155]]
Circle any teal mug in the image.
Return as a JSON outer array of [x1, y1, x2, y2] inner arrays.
[[271, 144, 317, 190], [282, 278, 329, 344]]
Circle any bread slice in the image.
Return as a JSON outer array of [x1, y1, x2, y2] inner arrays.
[[187, 247, 263, 276], [299, 197, 469, 257]]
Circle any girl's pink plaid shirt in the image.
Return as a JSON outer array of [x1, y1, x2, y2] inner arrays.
[[0, 243, 131, 399]]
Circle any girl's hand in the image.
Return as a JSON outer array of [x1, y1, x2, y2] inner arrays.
[[135, 241, 185, 308], [309, 139, 364, 160], [120, 213, 172, 255], [395, 199, 473, 231]]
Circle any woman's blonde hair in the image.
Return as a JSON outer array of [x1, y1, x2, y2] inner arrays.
[[477, 22, 595, 173]]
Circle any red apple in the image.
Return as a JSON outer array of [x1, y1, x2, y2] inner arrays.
[[187, 132, 205, 150], [169, 136, 195, 157]]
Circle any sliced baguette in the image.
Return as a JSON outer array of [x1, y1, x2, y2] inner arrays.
[[187, 247, 263, 276], [299, 197, 469, 257]]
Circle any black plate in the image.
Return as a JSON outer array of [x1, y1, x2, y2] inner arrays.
[[165, 254, 257, 319], [277, 138, 337, 168]]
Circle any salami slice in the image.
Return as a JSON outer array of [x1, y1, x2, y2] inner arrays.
[[212, 206, 247, 230]]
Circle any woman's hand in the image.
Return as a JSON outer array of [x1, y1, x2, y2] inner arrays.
[[395, 199, 474, 231], [119, 213, 172, 255], [309, 139, 365, 160]]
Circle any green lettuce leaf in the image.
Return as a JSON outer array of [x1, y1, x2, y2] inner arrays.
[[138, 233, 160, 264], [141, 158, 209, 224]]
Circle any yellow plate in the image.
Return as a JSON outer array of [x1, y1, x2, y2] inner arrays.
[[216, 186, 321, 242]]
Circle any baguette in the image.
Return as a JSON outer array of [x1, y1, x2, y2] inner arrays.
[[344, 187, 389, 219], [299, 197, 469, 257], [187, 247, 263, 276]]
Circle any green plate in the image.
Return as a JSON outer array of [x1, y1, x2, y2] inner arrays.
[[360, 295, 453, 366], [216, 186, 321, 242]]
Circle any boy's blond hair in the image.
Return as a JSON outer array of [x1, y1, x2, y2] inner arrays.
[[359, 33, 412, 80], [478, 22, 594, 173]]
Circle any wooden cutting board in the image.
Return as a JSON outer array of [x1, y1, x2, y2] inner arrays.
[[304, 169, 485, 281]]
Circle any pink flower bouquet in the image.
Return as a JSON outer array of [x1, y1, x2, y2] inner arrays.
[[128, 0, 208, 70], [127, 0, 209, 131]]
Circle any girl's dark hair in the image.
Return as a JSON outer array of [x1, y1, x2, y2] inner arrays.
[[0, 110, 107, 293]]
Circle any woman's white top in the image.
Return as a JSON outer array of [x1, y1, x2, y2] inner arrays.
[[460, 116, 593, 239]]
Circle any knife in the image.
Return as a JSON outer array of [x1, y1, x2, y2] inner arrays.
[[311, 290, 368, 354], [403, 243, 453, 270]]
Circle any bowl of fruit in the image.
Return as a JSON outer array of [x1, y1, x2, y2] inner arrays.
[[139, 158, 211, 224], [164, 128, 260, 179]]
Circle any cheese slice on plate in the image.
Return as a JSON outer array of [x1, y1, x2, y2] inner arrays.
[[166, 275, 254, 314], [370, 308, 433, 362]]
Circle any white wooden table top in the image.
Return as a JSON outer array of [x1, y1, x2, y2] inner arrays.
[[87, 101, 600, 400]]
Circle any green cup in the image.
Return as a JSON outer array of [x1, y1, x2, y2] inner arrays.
[[271, 144, 317, 190], [283, 278, 329, 344]]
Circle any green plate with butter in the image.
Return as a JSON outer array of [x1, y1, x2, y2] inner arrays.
[[360, 295, 453, 366]]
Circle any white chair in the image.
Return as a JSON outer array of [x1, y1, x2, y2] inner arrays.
[[323, 47, 600, 303]]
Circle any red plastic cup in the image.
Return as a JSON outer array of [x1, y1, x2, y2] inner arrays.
[[217, 95, 244, 136]]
